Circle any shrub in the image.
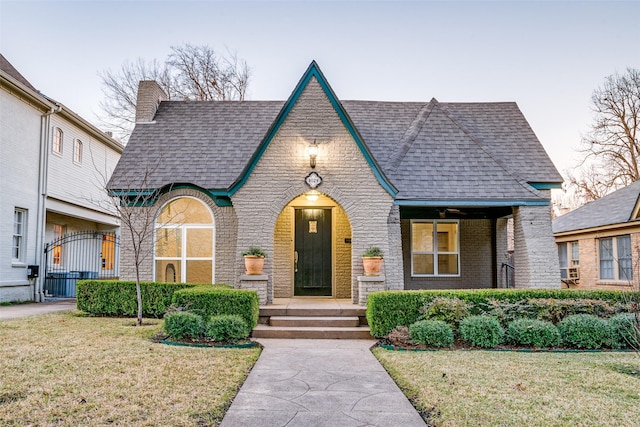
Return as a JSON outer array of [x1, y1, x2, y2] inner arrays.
[[421, 297, 472, 329], [365, 289, 639, 337], [609, 313, 640, 349], [171, 286, 259, 329], [409, 320, 454, 347], [163, 311, 204, 340], [76, 281, 196, 317], [506, 318, 561, 348], [459, 316, 504, 348], [204, 315, 250, 342], [557, 314, 612, 349]]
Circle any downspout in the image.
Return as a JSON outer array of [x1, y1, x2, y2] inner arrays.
[[34, 103, 62, 302]]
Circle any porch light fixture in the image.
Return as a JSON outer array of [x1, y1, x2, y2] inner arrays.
[[306, 190, 320, 202], [308, 140, 318, 169]]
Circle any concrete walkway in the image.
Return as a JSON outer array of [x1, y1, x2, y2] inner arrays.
[[220, 339, 426, 427], [0, 299, 76, 320]]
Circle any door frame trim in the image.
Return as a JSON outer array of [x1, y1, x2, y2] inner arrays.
[[290, 206, 334, 297]]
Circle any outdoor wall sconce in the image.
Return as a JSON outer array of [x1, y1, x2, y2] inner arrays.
[[308, 140, 318, 169], [306, 190, 320, 202]]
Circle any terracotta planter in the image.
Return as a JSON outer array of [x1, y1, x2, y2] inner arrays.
[[244, 256, 265, 275], [362, 256, 383, 276]]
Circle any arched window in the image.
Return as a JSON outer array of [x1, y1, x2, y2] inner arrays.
[[74, 139, 83, 164], [155, 197, 214, 284], [53, 128, 63, 154]]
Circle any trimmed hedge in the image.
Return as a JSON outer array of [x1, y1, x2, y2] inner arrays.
[[505, 318, 561, 348], [366, 289, 640, 337], [171, 286, 259, 329], [459, 316, 504, 348], [76, 281, 197, 317], [558, 314, 612, 349], [409, 320, 454, 347]]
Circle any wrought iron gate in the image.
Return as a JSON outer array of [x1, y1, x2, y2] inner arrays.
[[44, 231, 120, 297]]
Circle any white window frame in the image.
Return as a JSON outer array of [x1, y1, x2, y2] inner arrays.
[[73, 139, 83, 164], [13, 208, 27, 264], [410, 219, 460, 277], [154, 197, 215, 283], [558, 241, 579, 279], [599, 235, 633, 281], [53, 127, 63, 155]]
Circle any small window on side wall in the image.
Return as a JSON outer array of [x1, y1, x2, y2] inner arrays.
[[53, 127, 63, 154], [599, 235, 632, 281], [411, 219, 460, 277], [74, 139, 83, 164]]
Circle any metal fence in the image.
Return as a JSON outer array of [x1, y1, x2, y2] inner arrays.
[[44, 231, 119, 297]]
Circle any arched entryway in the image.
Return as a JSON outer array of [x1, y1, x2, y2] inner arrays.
[[273, 192, 352, 298]]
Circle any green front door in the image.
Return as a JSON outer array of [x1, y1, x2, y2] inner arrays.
[[294, 208, 332, 296]]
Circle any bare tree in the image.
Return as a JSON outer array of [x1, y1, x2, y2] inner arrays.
[[98, 45, 250, 141], [571, 68, 640, 199]]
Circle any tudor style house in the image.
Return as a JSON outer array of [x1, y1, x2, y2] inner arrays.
[[553, 181, 639, 290], [1, 55, 123, 302], [109, 61, 562, 304]]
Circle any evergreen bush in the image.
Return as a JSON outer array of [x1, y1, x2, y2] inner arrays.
[[459, 316, 504, 348], [505, 318, 561, 348], [557, 314, 612, 349], [409, 319, 454, 347], [76, 281, 196, 317], [163, 311, 204, 340], [421, 297, 472, 329], [609, 313, 639, 349], [204, 315, 249, 342]]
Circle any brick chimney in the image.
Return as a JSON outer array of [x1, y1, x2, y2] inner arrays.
[[135, 80, 167, 123]]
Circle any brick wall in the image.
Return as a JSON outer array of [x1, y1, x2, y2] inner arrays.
[[232, 77, 397, 302], [513, 202, 560, 288], [401, 219, 495, 289], [557, 227, 640, 290]]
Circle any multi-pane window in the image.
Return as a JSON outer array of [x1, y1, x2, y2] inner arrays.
[[73, 139, 83, 164], [53, 127, 63, 154], [599, 235, 633, 281], [13, 209, 27, 263], [411, 220, 459, 276], [155, 197, 214, 284], [558, 241, 579, 279]]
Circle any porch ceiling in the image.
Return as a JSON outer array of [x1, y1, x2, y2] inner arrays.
[[400, 206, 512, 220]]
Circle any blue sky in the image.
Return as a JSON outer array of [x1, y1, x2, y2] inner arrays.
[[2, 0, 638, 175]]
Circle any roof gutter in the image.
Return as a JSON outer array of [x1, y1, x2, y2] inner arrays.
[[394, 199, 550, 207]]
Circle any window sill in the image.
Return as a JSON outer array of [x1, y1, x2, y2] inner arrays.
[[597, 280, 633, 287], [12, 262, 27, 268]]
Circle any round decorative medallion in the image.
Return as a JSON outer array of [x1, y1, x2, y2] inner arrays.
[[305, 171, 323, 189]]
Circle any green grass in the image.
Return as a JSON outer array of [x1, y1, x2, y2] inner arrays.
[[373, 348, 640, 426], [0, 312, 260, 426]]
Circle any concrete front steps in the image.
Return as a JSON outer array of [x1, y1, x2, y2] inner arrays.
[[252, 300, 372, 339]]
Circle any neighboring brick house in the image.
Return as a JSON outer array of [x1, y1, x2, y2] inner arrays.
[[109, 61, 562, 304], [1, 55, 123, 302], [553, 181, 640, 290]]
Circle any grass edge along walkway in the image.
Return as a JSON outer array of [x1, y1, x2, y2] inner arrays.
[[373, 346, 640, 427]]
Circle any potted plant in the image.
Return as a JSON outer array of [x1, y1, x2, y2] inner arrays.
[[242, 247, 266, 275], [362, 246, 383, 276]]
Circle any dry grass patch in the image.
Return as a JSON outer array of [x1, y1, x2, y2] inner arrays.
[[373, 348, 640, 427], [0, 312, 260, 426]]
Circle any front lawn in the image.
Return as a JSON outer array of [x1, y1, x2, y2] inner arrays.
[[0, 312, 260, 426], [374, 348, 639, 426]]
